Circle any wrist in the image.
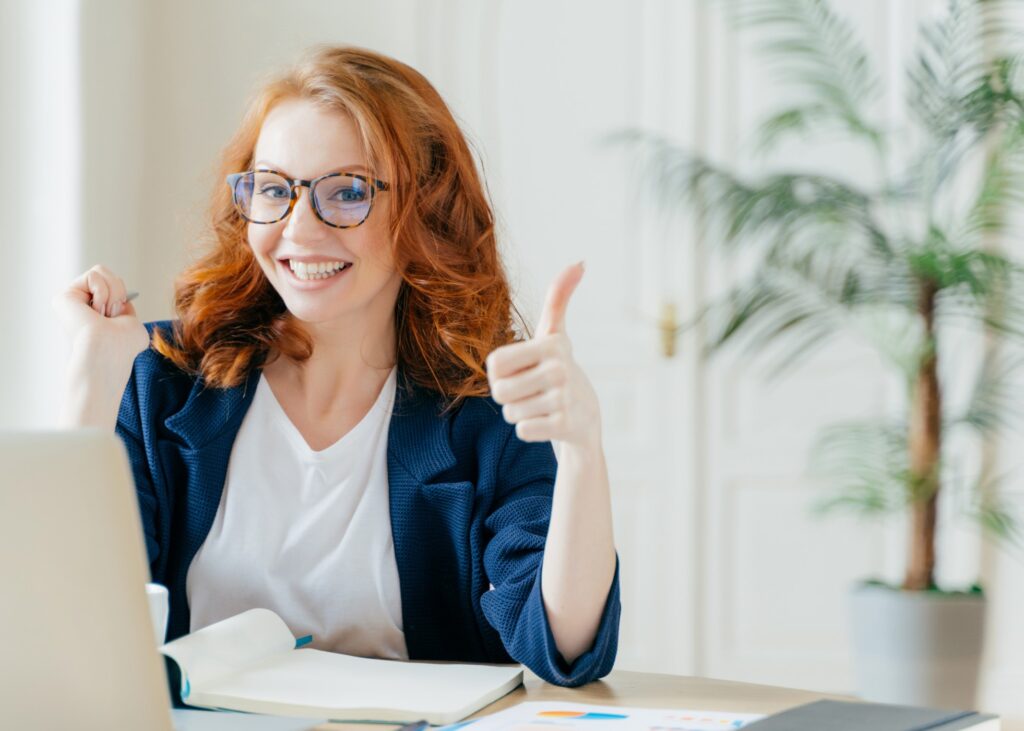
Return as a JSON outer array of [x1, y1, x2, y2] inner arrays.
[[558, 431, 605, 466], [60, 345, 130, 431], [58, 383, 122, 431]]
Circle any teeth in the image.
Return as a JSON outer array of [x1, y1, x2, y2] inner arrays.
[[287, 259, 349, 281]]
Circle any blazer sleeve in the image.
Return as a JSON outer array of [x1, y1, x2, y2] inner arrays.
[[114, 353, 161, 575], [478, 428, 621, 686]]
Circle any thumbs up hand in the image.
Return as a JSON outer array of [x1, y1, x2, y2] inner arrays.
[[486, 262, 602, 457]]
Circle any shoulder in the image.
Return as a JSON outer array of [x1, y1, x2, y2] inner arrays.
[[123, 320, 256, 448], [143, 318, 176, 342], [132, 320, 190, 379], [125, 319, 201, 409], [442, 391, 513, 455], [395, 370, 510, 448], [444, 392, 556, 483]]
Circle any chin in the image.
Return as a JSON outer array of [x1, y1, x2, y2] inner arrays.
[[283, 304, 356, 324]]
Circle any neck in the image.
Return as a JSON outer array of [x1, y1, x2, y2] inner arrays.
[[264, 306, 397, 415]]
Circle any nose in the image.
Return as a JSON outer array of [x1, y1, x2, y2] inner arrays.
[[282, 186, 328, 243]]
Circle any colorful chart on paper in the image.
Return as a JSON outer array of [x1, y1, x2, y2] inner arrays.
[[437, 701, 764, 731]]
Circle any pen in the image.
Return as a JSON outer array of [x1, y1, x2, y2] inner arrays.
[[397, 720, 429, 731], [89, 290, 139, 316]]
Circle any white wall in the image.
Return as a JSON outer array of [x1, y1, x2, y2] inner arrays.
[[0, 0, 80, 428]]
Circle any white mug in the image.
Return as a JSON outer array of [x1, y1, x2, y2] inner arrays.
[[145, 582, 169, 646]]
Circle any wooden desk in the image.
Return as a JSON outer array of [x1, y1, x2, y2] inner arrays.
[[316, 669, 855, 730]]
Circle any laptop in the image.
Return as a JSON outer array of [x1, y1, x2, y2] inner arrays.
[[0, 429, 322, 730]]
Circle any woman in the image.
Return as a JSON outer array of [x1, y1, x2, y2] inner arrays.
[[54, 46, 619, 702]]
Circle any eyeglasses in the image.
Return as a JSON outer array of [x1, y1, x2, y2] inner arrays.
[[227, 169, 390, 229]]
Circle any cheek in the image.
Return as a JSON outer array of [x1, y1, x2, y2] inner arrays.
[[355, 219, 397, 272], [363, 239, 396, 273], [358, 198, 396, 266], [247, 223, 283, 268]]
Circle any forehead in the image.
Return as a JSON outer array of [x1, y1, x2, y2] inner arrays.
[[253, 98, 368, 178]]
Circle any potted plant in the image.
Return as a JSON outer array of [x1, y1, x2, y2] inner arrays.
[[617, 0, 1024, 707]]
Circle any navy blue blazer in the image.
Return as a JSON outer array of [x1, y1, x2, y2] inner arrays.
[[116, 320, 620, 704]]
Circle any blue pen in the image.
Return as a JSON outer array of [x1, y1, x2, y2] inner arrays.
[[397, 721, 429, 731]]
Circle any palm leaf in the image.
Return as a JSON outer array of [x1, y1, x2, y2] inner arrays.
[[935, 250, 1024, 337], [949, 350, 1024, 435], [809, 419, 913, 516], [903, 1, 1024, 215], [608, 130, 891, 257], [968, 471, 1024, 553], [963, 122, 1024, 237], [701, 274, 842, 377], [729, 0, 883, 151]]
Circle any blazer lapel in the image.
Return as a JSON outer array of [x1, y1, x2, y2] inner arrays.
[[159, 369, 259, 642], [387, 373, 480, 660], [162, 368, 261, 451]]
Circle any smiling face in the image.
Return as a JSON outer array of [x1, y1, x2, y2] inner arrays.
[[247, 97, 402, 327]]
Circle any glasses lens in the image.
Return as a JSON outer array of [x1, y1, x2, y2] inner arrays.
[[233, 172, 291, 223], [313, 174, 372, 227]]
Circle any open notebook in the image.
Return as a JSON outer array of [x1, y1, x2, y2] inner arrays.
[[160, 608, 523, 724]]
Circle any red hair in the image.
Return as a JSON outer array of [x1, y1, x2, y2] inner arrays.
[[152, 45, 525, 409]]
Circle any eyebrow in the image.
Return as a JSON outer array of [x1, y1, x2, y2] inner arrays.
[[254, 160, 371, 176]]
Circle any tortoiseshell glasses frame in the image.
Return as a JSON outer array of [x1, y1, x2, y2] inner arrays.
[[226, 169, 391, 229]]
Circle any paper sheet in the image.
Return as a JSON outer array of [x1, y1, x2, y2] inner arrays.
[[440, 701, 764, 731]]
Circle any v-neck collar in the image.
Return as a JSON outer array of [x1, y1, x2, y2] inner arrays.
[[256, 366, 398, 461]]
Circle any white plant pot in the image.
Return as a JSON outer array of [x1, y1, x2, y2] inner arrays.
[[849, 582, 986, 709]]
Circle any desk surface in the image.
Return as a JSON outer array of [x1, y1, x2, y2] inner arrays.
[[316, 669, 854, 730]]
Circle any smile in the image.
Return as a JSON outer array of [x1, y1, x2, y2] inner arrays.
[[279, 258, 353, 285], [289, 259, 350, 279]]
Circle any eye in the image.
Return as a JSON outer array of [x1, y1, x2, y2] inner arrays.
[[257, 184, 290, 199], [330, 186, 368, 203]]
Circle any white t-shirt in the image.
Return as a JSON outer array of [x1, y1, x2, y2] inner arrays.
[[185, 365, 408, 660]]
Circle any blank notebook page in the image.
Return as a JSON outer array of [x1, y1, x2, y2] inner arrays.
[[205, 649, 521, 717]]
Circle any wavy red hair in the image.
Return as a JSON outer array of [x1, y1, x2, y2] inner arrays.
[[152, 45, 525, 409]]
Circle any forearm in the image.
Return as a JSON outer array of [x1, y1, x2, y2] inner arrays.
[[59, 386, 122, 430], [484, 261, 616, 666], [540, 439, 617, 665]]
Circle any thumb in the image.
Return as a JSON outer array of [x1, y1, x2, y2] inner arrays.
[[535, 261, 585, 337]]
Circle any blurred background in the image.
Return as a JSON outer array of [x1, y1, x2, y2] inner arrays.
[[2, 0, 1022, 721]]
